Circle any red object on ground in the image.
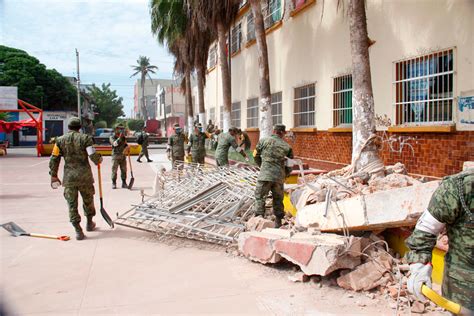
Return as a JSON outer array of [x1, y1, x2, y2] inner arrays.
[[145, 119, 160, 136]]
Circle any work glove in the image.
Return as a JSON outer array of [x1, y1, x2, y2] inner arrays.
[[245, 157, 250, 162], [407, 263, 432, 302], [51, 176, 62, 189]]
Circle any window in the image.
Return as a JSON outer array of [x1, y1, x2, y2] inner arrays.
[[333, 74, 352, 126], [220, 105, 224, 127], [209, 107, 215, 123], [207, 44, 217, 69], [231, 102, 241, 127], [21, 126, 37, 136], [394, 49, 454, 124], [246, 12, 255, 42], [294, 83, 315, 127], [247, 98, 259, 128], [231, 23, 242, 54], [262, 0, 282, 29], [271, 92, 282, 125]]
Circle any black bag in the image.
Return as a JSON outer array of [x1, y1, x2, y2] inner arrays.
[[137, 133, 144, 145]]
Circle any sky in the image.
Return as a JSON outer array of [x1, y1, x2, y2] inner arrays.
[[0, 0, 175, 117]]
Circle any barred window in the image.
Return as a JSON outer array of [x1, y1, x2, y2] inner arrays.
[[333, 74, 352, 126], [208, 44, 217, 69], [231, 102, 241, 128], [231, 23, 242, 54], [219, 105, 224, 127], [294, 84, 315, 127], [394, 49, 454, 124], [247, 98, 259, 128], [246, 12, 255, 42], [262, 0, 282, 29], [271, 92, 282, 125]]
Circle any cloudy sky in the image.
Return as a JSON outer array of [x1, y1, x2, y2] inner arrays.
[[0, 0, 174, 116]]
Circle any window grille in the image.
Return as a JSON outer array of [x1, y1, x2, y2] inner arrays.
[[231, 102, 241, 128], [247, 98, 259, 128], [271, 92, 283, 125], [294, 83, 315, 127], [333, 74, 352, 126]]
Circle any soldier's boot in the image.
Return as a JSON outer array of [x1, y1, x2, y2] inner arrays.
[[274, 217, 283, 229], [72, 223, 85, 240], [112, 181, 117, 189], [137, 158, 142, 163], [121, 180, 128, 188], [147, 159, 153, 162], [86, 216, 96, 232]]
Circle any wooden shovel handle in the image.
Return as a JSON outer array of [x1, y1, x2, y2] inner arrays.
[[128, 151, 133, 173], [28, 233, 70, 241], [98, 163, 103, 199]]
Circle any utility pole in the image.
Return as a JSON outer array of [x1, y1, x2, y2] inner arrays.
[[75, 49, 81, 122]]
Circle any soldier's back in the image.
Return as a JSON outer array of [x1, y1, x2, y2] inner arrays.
[[258, 135, 292, 183]]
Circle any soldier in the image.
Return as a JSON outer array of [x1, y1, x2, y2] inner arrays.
[[49, 117, 102, 240], [167, 123, 186, 167], [137, 126, 152, 163], [109, 123, 128, 189], [206, 119, 215, 134], [215, 127, 248, 166], [405, 169, 473, 311], [253, 124, 293, 228], [187, 123, 208, 164]]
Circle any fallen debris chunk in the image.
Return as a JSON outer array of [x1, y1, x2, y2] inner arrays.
[[288, 272, 310, 283], [238, 230, 284, 264], [245, 216, 275, 232], [411, 301, 425, 314]]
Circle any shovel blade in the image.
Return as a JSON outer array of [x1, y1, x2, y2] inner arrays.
[[1, 222, 27, 237], [128, 177, 135, 190], [100, 207, 114, 229]]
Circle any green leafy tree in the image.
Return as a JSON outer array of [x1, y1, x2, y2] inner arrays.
[[127, 119, 145, 131], [0, 45, 76, 110], [130, 56, 158, 120], [87, 83, 125, 127], [0, 113, 11, 121]]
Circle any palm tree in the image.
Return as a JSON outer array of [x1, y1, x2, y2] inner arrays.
[[192, 0, 240, 132], [249, 0, 272, 139], [130, 56, 158, 120], [347, 0, 383, 173]]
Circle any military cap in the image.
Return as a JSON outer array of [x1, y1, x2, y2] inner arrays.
[[273, 124, 286, 132], [114, 123, 125, 129], [68, 117, 82, 128]]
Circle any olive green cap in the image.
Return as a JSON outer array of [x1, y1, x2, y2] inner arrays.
[[273, 124, 286, 132], [115, 123, 125, 129], [68, 117, 81, 128]]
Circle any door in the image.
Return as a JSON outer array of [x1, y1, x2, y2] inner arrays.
[[45, 120, 64, 142]]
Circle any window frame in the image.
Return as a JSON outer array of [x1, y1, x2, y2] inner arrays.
[[231, 102, 241, 128], [293, 83, 316, 127], [246, 97, 259, 128], [271, 92, 283, 125], [207, 44, 217, 69], [231, 22, 242, 54], [333, 74, 353, 127], [246, 11, 255, 43], [262, 0, 282, 29]]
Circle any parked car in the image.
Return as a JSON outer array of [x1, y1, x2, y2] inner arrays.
[[95, 128, 114, 137]]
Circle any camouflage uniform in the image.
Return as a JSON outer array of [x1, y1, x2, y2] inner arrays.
[[138, 131, 151, 161], [215, 132, 239, 166], [49, 130, 102, 226], [254, 134, 293, 219], [405, 170, 473, 310], [188, 131, 207, 164], [109, 134, 127, 183], [168, 132, 186, 166]]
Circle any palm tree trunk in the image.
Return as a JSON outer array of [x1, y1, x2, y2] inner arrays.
[[185, 70, 194, 135], [250, 0, 272, 139], [141, 75, 148, 120], [217, 21, 231, 132], [349, 0, 382, 173], [197, 66, 206, 127]]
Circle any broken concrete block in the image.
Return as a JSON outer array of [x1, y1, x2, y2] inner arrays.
[[288, 272, 309, 283], [296, 181, 440, 232], [238, 231, 284, 264], [411, 301, 425, 314], [245, 216, 275, 232]]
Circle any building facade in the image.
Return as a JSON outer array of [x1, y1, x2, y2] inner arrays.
[[202, 0, 474, 177], [133, 79, 160, 119], [156, 79, 186, 136]]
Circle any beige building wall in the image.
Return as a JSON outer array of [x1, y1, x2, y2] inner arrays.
[[203, 0, 474, 131]]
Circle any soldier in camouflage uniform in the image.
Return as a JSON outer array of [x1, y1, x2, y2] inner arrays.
[[253, 124, 293, 228], [405, 169, 473, 311], [49, 117, 102, 240], [215, 127, 247, 166], [109, 124, 128, 189], [167, 123, 186, 167], [137, 127, 152, 163], [187, 123, 208, 164]]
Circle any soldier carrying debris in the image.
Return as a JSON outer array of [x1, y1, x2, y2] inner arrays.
[[215, 127, 248, 166], [110, 123, 129, 189], [49, 117, 103, 240], [405, 168, 473, 312], [167, 123, 186, 167], [253, 124, 293, 228], [187, 123, 208, 164]]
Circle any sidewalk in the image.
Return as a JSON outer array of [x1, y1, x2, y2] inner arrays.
[[1, 148, 399, 315]]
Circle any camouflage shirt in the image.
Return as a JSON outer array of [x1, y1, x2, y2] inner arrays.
[[139, 131, 149, 147], [168, 133, 186, 158], [49, 131, 101, 187], [254, 135, 293, 183], [215, 133, 239, 164], [109, 134, 128, 160], [188, 132, 207, 155]]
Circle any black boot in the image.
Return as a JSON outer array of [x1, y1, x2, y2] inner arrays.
[[147, 159, 153, 162], [73, 223, 85, 240], [274, 217, 282, 229], [137, 158, 142, 163], [122, 180, 128, 188], [86, 216, 96, 232], [112, 181, 117, 189]]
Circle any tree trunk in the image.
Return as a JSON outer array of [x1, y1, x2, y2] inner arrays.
[[185, 70, 194, 135], [217, 21, 231, 132], [250, 0, 272, 139], [197, 66, 206, 127], [349, 0, 382, 173], [141, 75, 148, 120]]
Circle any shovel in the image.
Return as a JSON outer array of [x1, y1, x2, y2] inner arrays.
[[422, 284, 471, 315], [1, 222, 70, 241], [127, 152, 135, 190], [97, 163, 114, 228]]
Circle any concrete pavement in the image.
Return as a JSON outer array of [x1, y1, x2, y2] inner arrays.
[[1, 148, 411, 315]]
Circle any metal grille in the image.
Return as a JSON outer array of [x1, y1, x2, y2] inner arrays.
[[231, 102, 241, 128], [294, 83, 316, 127], [247, 98, 259, 128], [207, 44, 217, 69], [263, 0, 282, 29], [393, 49, 454, 125], [246, 11, 255, 42], [333, 74, 353, 126], [231, 23, 242, 54], [271, 92, 283, 125]]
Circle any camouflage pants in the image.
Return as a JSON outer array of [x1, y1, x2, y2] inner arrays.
[[216, 154, 229, 167], [138, 145, 150, 160], [191, 150, 205, 164], [112, 157, 127, 182], [442, 267, 474, 310], [63, 185, 96, 224], [254, 181, 285, 219]]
